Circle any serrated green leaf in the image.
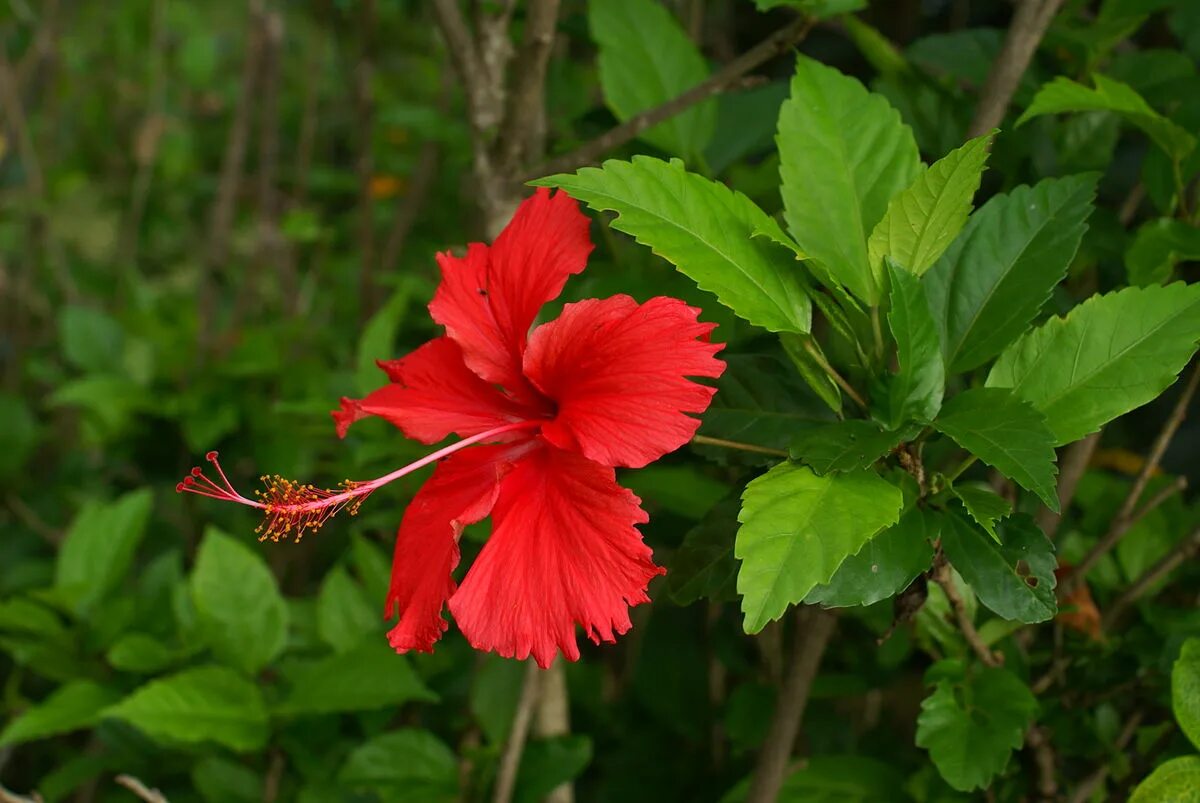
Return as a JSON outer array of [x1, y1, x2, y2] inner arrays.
[[916, 661, 1038, 791], [806, 507, 937, 608], [104, 665, 268, 752], [951, 483, 1012, 542], [934, 388, 1059, 511], [1127, 218, 1200, 286], [55, 489, 153, 613], [1173, 637, 1200, 751], [316, 564, 380, 653], [338, 729, 458, 802], [667, 497, 741, 605], [868, 133, 993, 277], [1130, 756, 1200, 803], [1018, 74, 1196, 162], [278, 639, 435, 714], [924, 174, 1098, 373], [534, 156, 811, 333], [780, 334, 842, 414], [0, 681, 121, 747], [884, 260, 944, 427], [940, 513, 1057, 623], [986, 283, 1200, 445], [736, 462, 903, 632], [589, 0, 714, 158], [790, 420, 909, 474], [190, 527, 288, 675], [778, 56, 920, 304]]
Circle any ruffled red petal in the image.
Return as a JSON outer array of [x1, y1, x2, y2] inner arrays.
[[428, 188, 592, 400], [385, 444, 517, 654], [448, 443, 663, 669], [332, 337, 533, 443], [523, 295, 726, 468]]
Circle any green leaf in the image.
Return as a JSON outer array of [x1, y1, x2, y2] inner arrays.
[[356, 286, 411, 395], [884, 260, 944, 427], [934, 388, 1059, 511], [58, 305, 124, 372], [736, 462, 903, 632], [667, 497, 741, 604], [338, 729, 458, 802], [951, 483, 1012, 542], [623, 464, 728, 520], [534, 157, 812, 333], [193, 757, 261, 803], [277, 639, 435, 714], [589, 0, 714, 158], [868, 133, 994, 277], [720, 755, 907, 803], [0, 681, 121, 747], [55, 489, 153, 612], [790, 420, 908, 474], [106, 633, 178, 674], [0, 394, 38, 479], [1127, 218, 1200, 286], [778, 55, 921, 304], [806, 507, 937, 608], [1173, 637, 1200, 751], [190, 527, 288, 675], [924, 174, 1098, 373], [316, 564, 380, 653], [915, 661, 1038, 792], [1018, 74, 1196, 163], [104, 665, 268, 752], [1130, 756, 1200, 803], [515, 736, 594, 803], [780, 334, 842, 415], [986, 283, 1200, 445], [940, 513, 1057, 623], [754, 0, 866, 18], [470, 656, 526, 745], [350, 533, 392, 605]]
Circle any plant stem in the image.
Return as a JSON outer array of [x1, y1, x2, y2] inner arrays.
[[492, 662, 541, 803], [801, 338, 869, 412], [943, 455, 978, 485], [692, 435, 788, 458]]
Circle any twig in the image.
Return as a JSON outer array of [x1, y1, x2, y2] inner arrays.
[[493, 0, 561, 172], [355, 0, 379, 321], [0, 46, 45, 198], [263, 749, 284, 803], [534, 660, 573, 803], [802, 338, 869, 412], [1025, 724, 1058, 801], [1065, 711, 1144, 803], [744, 607, 837, 803], [492, 662, 541, 803], [1036, 432, 1101, 538], [114, 775, 168, 803], [691, 434, 788, 458], [5, 493, 61, 545], [935, 561, 1002, 667], [0, 783, 43, 803], [528, 15, 815, 180], [1103, 524, 1200, 629], [967, 0, 1067, 137], [432, 0, 490, 130]]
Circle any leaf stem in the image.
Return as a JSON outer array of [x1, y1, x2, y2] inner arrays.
[[692, 434, 789, 458], [800, 338, 869, 412], [943, 455, 978, 485]]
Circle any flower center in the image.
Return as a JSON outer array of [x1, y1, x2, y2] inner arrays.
[[178, 420, 540, 542]]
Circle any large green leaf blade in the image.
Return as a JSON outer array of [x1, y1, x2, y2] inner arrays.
[[778, 55, 921, 304], [986, 283, 1200, 445], [338, 729, 459, 802], [0, 681, 121, 748], [940, 513, 1057, 623], [589, 0, 715, 159], [790, 419, 910, 475], [806, 507, 937, 608], [277, 640, 436, 714], [316, 564, 380, 653], [534, 157, 812, 333], [104, 666, 269, 752], [924, 174, 1098, 373], [1129, 757, 1200, 803], [934, 387, 1059, 511], [190, 527, 288, 675], [736, 462, 903, 632], [1173, 637, 1200, 752], [667, 497, 740, 605], [884, 260, 945, 427], [868, 133, 994, 277], [55, 489, 153, 612]]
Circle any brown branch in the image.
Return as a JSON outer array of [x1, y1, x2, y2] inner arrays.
[[0, 784, 43, 803], [494, 0, 561, 172], [935, 561, 1002, 667], [744, 607, 837, 803], [492, 662, 542, 803], [691, 434, 789, 458], [5, 493, 61, 545], [263, 750, 284, 803], [1065, 711, 1144, 803], [1036, 432, 1100, 538], [114, 776, 168, 803], [967, 0, 1067, 137], [1102, 524, 1200, 629], [534, 660, 573, 803], [1025, 724, 1058, 801], [528, 15, 816, 180], [432, 0, 488, 128]]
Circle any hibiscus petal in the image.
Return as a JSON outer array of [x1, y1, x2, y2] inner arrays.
[[385, 444, 515, 654], [332, 337, 531, 443], [523, 295, 726, 468], [449, 444, 663, 669], [428, 188, 592, 397]]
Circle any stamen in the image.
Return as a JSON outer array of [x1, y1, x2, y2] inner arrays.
[[177, 420, 538, 543]]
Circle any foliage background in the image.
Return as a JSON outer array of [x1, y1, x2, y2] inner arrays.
[[1, 0, 1199, 801]]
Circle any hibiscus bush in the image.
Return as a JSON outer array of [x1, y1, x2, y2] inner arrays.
[[3, 1, 1200, 801]]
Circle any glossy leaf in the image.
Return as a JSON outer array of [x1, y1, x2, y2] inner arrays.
[[987, 283, 1200, 445], [534, 157, 812, 333], [884, 259, 944, 427], [736, 462, 903, 633], [806, 507, 937, 608], [935, 388, 1059, 511], [951, 483, 1012, 543], [1129, 757, 1200, 803], [1127, 218, 1200, 286], [868, 133, 993, 276], [778, 55, 921, 304], [1173, 637, 1200, 752], [338, 729, 458, 802], [940, 513, 1057, 623], [924, 174, 1097, 373], [0, 681, 120, 748], [316, 564, 380, 653], [277, 640, 435, 714], [55, 489, 153, 612], [790, 420, 909, 475]]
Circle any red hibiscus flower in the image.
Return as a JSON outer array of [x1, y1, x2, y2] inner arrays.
[[179, 188, 725, 668]]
